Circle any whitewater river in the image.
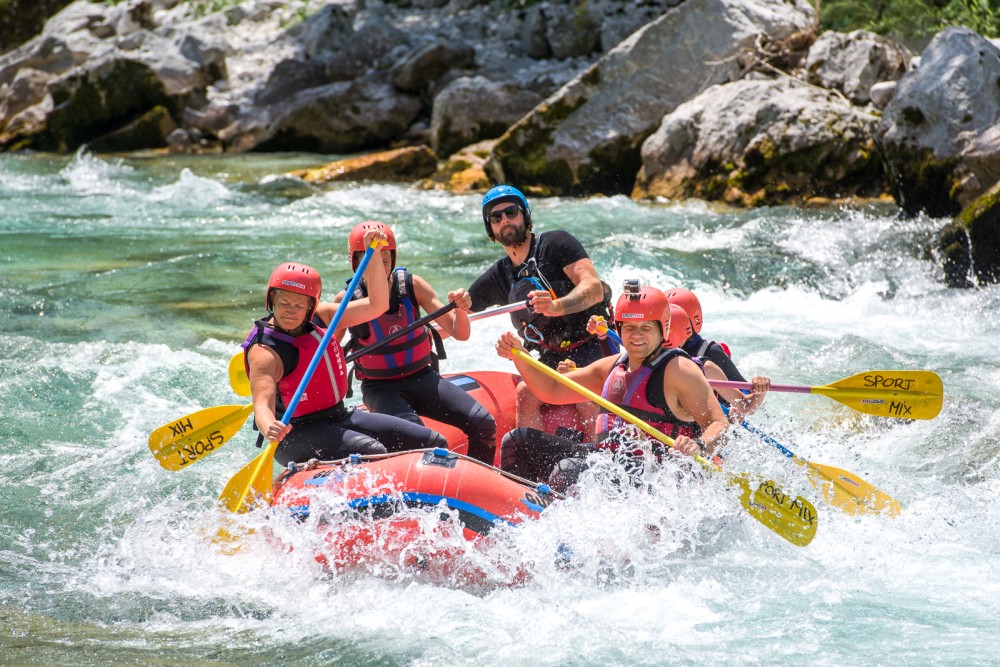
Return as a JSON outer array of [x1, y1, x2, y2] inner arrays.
[[1, 150, 997, 665]]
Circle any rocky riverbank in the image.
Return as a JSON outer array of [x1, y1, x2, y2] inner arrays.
[[1, 0, 998, 284]]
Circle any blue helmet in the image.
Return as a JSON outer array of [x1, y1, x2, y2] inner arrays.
[[481, 184, 531, 239]]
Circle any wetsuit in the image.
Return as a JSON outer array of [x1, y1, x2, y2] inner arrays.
[[243, 316, 446, 468], [500, 349, 701, 489], [469, 230, 613, 368], [333, 270, 497, 465]]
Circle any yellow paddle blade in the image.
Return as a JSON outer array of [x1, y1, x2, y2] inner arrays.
[[217, 441, 277, 514], [731, 474, 818, 547], [228, 351, 251, 397], [797, 459, 902, 517], [148, 404, 253, 471], [818, 370, 943, 420]]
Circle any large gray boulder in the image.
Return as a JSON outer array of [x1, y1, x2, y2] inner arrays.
[[430, 76, 544, 158], [488, 0, 815, 195], [880, 27, 1000, 217], [0, 0, 226, 152], [224, 75, 422, 153], [633, 77, 884, 206], [803, 29, 912, 105]]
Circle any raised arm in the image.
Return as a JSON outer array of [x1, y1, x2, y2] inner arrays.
[[412, 275, 472, 341], [313, 231, 390, 337], [529, 257, 604, 318]]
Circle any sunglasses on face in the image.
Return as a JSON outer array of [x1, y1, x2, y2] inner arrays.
[[488, 204, 521, 224]]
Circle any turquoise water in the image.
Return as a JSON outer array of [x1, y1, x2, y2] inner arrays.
[[1, 150, 998, 665]]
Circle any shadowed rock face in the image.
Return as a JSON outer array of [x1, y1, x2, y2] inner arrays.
[[934, 182, 1000, 287], [489, 0, 816, 196], [880, 27, 1000, 218], [39, 57, 172, 152]]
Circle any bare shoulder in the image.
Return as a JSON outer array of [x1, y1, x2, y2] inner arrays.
[[247, 343, 282, 378]]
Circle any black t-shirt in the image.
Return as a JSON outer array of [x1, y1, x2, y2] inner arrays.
[[468, 231, 590, 311]]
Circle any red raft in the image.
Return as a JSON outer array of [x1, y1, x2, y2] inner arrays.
[[268, 371, 579, 580]]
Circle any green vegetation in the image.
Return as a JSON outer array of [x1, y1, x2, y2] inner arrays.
[[818, 0, 999, 47]]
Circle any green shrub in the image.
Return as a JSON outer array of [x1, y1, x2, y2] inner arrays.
[[818, 0, 999, 48]]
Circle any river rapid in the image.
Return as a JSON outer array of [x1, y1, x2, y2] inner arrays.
[[1, 150, 997, 665]]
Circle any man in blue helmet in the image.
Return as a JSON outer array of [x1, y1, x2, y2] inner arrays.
[[468, 184, 614, 437]]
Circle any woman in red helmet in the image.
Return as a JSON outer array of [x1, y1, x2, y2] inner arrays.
[[664, 287, 747, 384], [243, 235, 447, 467], [494, 282, 731, 489], [314, 221, 496, 465]]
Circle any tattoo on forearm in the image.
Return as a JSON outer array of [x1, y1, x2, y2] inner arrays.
[[558, 281, 601, 315]]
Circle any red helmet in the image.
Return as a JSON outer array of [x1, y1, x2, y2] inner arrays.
[[664, 303, 694, 348], [665, 287, 702, 333], [266, 262, 322, 320], [614, 284, 670, 343], [348, 221, 396, 270]]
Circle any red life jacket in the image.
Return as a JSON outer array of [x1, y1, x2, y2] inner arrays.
[[348, 269, 436, 381], [597, 348, 701, 451], [243, 318, 348, 418]]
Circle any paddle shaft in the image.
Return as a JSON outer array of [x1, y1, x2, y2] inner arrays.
[[710, 379, 809, 393], [431, 300, 529, 330], [720, 403, 794, 457], [601, 327, 623, 345], [470, 300, 529, 321], [345, 301, 457, 362]]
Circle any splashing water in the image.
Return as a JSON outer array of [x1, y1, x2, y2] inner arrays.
[[1, 152, 997, 665]]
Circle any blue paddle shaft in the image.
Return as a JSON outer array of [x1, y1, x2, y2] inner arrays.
[[280, 242, 379, 424]]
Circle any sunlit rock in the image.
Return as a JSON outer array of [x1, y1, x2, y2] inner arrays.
[[633, 77, 884, 207], [803, 29, 912, 106], [880, 27, 1000, 217], [291, 145, 438, 184]]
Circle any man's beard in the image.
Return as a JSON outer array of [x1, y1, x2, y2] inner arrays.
[[496, 223, 528, 247]]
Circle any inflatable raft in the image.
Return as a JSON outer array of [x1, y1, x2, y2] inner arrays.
[[267, 371, 577, 581], [270, 448, 555, 583]]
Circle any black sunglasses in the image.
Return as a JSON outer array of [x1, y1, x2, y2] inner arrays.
[[488, 204, 521, 224]]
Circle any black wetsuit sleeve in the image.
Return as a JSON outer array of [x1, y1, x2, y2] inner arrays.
[[706, 344, 747, 382]]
